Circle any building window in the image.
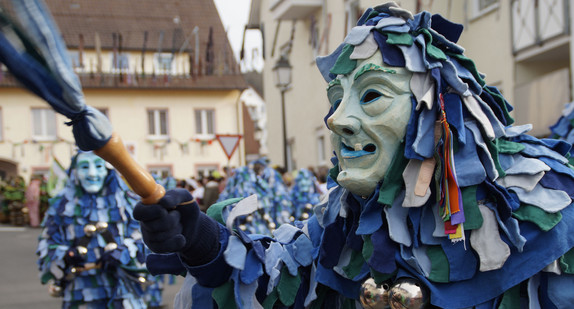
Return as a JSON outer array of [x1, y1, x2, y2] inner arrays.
[[147, 109, 169, 139], [196, 164, 218, 179], [195, 109, 215, 136], [111, 52, 130, 73], [471, 0, 499, 18], [345, 0, 361, 36], [69, 51, 85, 71], [154, 53, 174, 75], [32, 108, 57, 141], [148, 165, 172, 179]]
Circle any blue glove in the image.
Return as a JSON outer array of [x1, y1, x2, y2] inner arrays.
[[133, 188, 221, 266]]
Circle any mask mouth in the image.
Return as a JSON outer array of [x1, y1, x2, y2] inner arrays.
[[340, 142, 376, 158]]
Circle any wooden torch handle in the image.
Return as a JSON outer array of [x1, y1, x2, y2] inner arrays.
[[94, 132, 165, 204]]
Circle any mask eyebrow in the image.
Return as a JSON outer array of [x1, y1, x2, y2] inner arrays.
[[326, 78, 341, 92], [353, 63, 396, 81]]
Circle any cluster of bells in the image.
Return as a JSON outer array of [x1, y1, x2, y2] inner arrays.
[[48, 221, 148, 297], [360, 277, 429, 309], [237, 204, 314, 233]]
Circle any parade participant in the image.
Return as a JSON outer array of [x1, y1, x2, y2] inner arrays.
[[37, 151, 163, 308], [217, 158, 293, 235], [25, 175, 42, 227], [134, 3, 574, 308], [290, 168, 321, 220]]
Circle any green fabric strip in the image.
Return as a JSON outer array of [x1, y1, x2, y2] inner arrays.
[[461, 186, 483, 230], [416, 28, 447, 60], [212, 281, 237, 309], [362, 234, 374, 261], [309, 284, 329, 309], [447, 53, 486, 87], [483, 86, 514, 125], [485, 137, 506, 178], [426, 246, 449, 283], [513, 204, 562, 232], [262, 288, 279, 309], [207, 197, 244, 225], [330, 44, 357, 76], [371, 268, 396, 285], [498, 284, 521, 309], [40, 272, 54, 284], [329, 163, 340, 186], [277, 270, 301, 307], [342, 298, 356, 309], [343, 248, 366, 279], [560, 247, 574, 275], [378, 143, 408, 206], [496, 139, 525, 154], [385, 32, 413, 46]]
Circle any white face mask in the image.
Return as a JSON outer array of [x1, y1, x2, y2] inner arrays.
[[326, 52, 413, 197], [74, 152, 108, 194]]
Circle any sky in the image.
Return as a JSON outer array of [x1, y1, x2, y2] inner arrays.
[[213, 0, 263, 72]]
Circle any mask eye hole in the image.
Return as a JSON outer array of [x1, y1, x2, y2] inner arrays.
[[361, 90, 382, 104]]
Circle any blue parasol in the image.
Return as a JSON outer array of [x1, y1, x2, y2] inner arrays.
[[0, 0, 164, 203]]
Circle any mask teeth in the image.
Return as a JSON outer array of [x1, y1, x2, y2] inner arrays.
[[354, 143, 362, 151]]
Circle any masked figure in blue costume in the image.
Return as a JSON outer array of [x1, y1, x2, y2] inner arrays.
[[134, 3, 574, 308], [37, 152, 164, 308]]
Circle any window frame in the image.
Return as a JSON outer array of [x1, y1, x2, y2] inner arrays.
[[147, 164, 173, 179], [110, 51, 130, 74], [195, 163, 220, 179], [31, 107, 58, 141], [147, 108, 170, 140], [154, 52, 175, 75], [470, 0, 499, 19], [194, 108, 216, 139]]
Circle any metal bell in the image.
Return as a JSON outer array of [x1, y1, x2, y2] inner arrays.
[[388, 278, 429, 309], [104, 242, 118, 252], [83, 224, 97, 237], [360, 278, 389, 309], [76, 246, 88, 256], [95, 221, 108, 233], [48, 281, 63, 297]]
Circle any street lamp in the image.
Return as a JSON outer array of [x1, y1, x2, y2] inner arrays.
[[272, 55, 292, 171]]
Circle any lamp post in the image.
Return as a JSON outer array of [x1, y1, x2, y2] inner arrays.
[[272, 55, 292, 171]]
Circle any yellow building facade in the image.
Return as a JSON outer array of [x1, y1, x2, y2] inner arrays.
[[0, 0, 249, 181]]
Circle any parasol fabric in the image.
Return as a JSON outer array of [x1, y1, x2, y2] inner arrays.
[[0, 0, 112, 150]]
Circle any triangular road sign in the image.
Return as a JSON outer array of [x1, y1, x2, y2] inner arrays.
[[216, 134, 242, 160]]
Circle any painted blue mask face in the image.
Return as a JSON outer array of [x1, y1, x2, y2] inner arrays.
[[75, 152, 108, 194], [327, 52, 413, 197]]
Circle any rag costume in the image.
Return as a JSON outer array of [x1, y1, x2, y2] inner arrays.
[[37, 162, 163, 308], [218, 161, 294, 235], [136, 4, 574, 308], [289, 168, 321, 220]]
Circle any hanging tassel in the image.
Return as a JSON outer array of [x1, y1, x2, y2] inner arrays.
[[438, 94, 465, 242]]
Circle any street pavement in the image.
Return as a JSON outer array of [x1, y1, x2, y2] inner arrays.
[[0, 224, 182, 308]]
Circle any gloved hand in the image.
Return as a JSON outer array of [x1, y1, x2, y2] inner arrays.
[[64, 247, 85, 268], [99, 247, 122, 270], [133, 188, 221, 266]]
